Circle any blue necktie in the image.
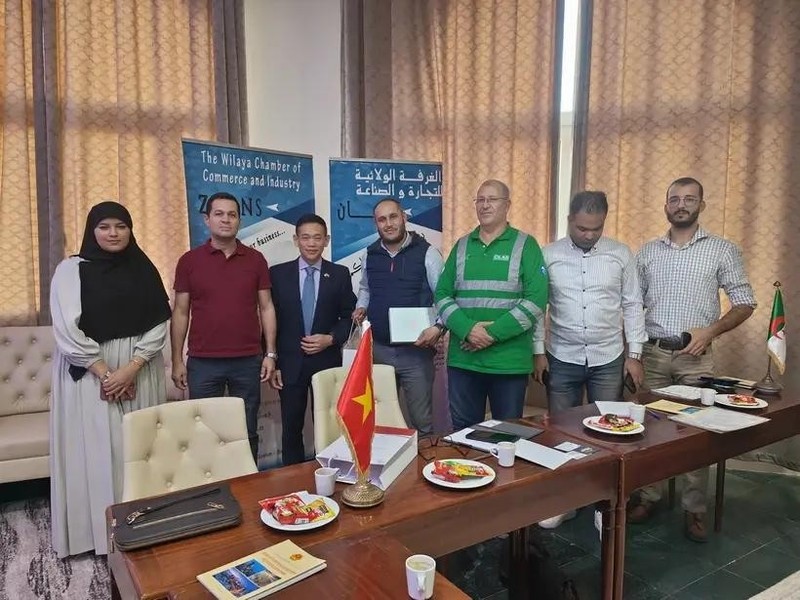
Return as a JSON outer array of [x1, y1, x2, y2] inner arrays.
[[302, 266, 317, 335]]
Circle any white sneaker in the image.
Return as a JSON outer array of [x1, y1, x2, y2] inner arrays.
[[538, 510, 577, 529], [594, 510, 603, 541]]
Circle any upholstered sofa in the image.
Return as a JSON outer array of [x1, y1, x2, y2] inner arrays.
[[0, 325, 185, 485]]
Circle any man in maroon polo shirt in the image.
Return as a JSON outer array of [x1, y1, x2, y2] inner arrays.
[[171, 192, 277, 460]]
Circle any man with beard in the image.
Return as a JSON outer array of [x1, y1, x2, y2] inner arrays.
[[435, 179, 548, 431], [631, 177, 756, 542], [352, 198, 444, 436]]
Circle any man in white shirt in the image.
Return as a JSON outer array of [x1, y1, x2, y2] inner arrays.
[[533, 191, 646, 530], [533, 191, 646, 412], [632, 177, 756, 542]]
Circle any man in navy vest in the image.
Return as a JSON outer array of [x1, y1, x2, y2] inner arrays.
[[352, 198, 444, 436]]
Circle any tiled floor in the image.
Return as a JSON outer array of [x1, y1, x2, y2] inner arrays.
[[447, 469, 800, 599]]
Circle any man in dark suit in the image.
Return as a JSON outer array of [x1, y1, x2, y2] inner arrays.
[[269, 214, 356, 465]]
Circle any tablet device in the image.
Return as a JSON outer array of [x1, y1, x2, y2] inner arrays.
[[464, 430, 520, 444]]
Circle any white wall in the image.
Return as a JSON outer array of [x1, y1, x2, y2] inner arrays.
[[244, 0, 342, 231]]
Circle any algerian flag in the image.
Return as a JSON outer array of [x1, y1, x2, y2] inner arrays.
[[767, 287, 786, 374]]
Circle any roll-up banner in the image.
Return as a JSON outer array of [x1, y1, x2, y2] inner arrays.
[[329, 158, 443, 293]]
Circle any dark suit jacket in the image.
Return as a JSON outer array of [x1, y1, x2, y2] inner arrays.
[[270, 258, 356, 385]]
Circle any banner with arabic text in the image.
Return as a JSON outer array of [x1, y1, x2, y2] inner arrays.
[[329, 158, 442, 293]]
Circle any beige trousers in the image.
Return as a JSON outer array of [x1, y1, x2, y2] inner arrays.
[[638, 343, 714, 514]]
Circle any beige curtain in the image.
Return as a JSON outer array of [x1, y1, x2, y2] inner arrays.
[[0, 0, 246, 325], [52, 0, 220, 294], [582, 0, 800, 467], [0, 1, 39, 325], [342, 0, 558, 249], [582, 0, 800, 389]]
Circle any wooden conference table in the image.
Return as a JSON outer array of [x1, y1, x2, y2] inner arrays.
[[543, 386, 800, 600], [108, 429, 620, 600]]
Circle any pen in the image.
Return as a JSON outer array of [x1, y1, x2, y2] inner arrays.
[[646, 409, 663, 420]]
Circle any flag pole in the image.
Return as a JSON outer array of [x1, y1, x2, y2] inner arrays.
[[756, 281, 784, 395]]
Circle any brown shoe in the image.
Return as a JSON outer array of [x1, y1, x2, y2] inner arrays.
[[684, 511, 708, 543], [627, 500, 656, 524]]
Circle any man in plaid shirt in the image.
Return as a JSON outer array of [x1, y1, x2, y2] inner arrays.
[[630, 176, 756, 542]]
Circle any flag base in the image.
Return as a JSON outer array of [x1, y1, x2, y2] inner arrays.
[[340, 478, 385, 508], [755, 372, 783, 395]]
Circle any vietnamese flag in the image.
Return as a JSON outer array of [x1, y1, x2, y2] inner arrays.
[[336, 321, 375, 475]]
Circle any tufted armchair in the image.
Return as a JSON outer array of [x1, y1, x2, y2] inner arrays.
[[0, 326, 54, 484], [121, 396, 258, 501], [311, 365, 408, 452]]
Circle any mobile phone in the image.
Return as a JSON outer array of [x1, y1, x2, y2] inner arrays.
[[465, 430, 520, 444], [624, 373, 636, 394], [542, 369, 550, 388]]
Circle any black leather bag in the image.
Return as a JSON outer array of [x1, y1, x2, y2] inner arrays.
[[110, 483, 241, 551]]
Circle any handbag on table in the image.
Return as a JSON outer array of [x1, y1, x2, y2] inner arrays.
[[110, 482, 241, 551]]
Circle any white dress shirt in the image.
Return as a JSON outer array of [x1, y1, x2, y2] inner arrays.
[[533, 236, 647, 367]]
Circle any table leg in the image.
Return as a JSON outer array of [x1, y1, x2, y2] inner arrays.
[[599, 501, 615, 600], [110, 571, 121, 600], [613, 498, 627, 600], [508, 527, 530, 600], [714, 460, 726, 533], [668, 477, 676, 508]]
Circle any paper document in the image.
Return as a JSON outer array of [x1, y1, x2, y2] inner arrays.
[[651, 385, 704, 400], [646, 399, 705, 415], [444, 428, 573, 469], [594, 401, 638, 416], [514, 439, 574, 470], [388, 307, 436, 343], [669, 406, 769, 433]]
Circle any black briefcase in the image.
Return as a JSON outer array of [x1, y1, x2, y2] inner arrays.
[[110, 482, 242, 551]]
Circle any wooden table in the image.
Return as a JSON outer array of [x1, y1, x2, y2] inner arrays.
[[166, 532, 470, 599], [108, 429, 620, 600], [543, 388, 800, 600]]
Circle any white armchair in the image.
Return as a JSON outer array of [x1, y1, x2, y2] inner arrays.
[[311, 364, 408, 452], [121, 396, 257, 501]]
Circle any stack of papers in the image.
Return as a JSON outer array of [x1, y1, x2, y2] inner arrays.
[[651, 385, 704, 400], [669, 406, 769, 433]]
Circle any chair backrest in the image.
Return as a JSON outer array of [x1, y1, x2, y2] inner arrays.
[[311, 364, 408, 452], [0, 326, 54, 417], [121, 397, 257, 501]]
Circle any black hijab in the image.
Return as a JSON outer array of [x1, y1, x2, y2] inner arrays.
[[77, 201, 171, 345]]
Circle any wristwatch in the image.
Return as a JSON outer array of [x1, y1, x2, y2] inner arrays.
[[265, 352, 278, 360], [627, 352, 642, 361]]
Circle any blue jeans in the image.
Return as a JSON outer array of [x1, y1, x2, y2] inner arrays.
[[373, 341, 435, 436], [187, 355, 262, 460], [546, 352, 624, 414], [447, 367, 528, 431]]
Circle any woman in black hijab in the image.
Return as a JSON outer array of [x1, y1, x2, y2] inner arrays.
[[49, 201, 171, 558]]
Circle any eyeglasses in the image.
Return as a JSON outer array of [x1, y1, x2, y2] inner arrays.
[[666, 195, 700, 208], [473, 196, 508, 206], [417, 436, 471, 462]]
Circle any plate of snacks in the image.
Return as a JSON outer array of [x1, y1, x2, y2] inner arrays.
[[715, 394, 768, 410], [422, 459, 496, 489], [582, 414, 645, 436], [259, 491, 339, 532]]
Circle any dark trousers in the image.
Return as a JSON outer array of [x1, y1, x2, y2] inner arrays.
[[187, 354, 262, 461], [447, 366, 529, 431], [279, 360, 323, 466]]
